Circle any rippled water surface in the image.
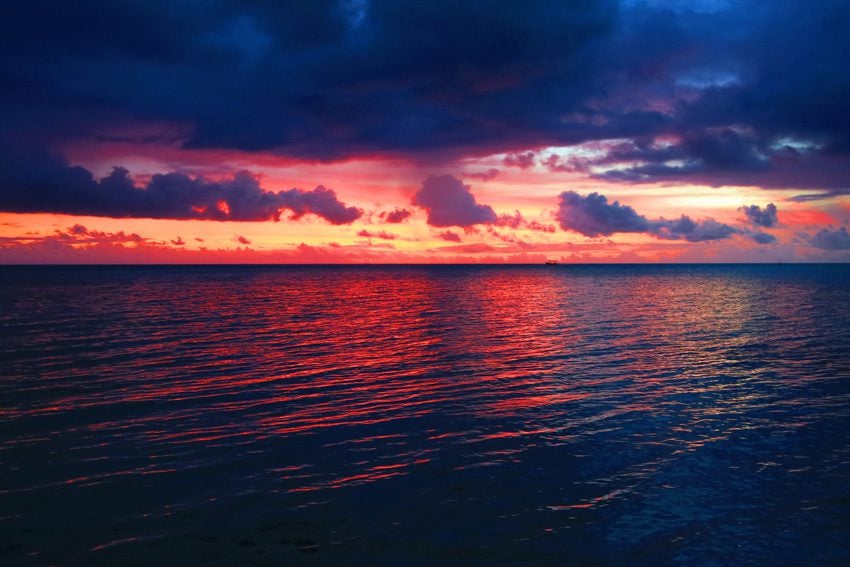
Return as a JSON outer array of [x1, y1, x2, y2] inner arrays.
[[2, 265, 850, 565]]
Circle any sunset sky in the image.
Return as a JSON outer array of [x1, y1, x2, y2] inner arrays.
[[1, 0, 849, 263]]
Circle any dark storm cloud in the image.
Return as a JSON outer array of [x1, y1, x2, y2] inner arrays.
[[0, 0, 618, 159], [740, 203, 778, 227], [1, 0, 850, 189], [557, 190, 740, 242], [809, 227, 850, 250], [412, 175, 497, 227], [584, 0, 850, 188], [0, 148, 362, 223]]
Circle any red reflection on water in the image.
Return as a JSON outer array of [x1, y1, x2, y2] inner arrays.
[[5, 266, 817, 494]]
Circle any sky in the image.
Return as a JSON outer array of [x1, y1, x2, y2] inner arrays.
[[1, 0, 849, 263]]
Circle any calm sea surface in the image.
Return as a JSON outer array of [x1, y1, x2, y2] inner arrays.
[[2, 265, 850, 565]]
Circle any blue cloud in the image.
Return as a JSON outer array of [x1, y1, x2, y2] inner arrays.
[[810, 227, 850, 250], [557, 191, 742, 243]]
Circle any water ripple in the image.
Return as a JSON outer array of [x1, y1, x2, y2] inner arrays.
[[1, 264, 850, 564]]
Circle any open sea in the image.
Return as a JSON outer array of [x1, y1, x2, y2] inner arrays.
[[2, 264, 850, 565]]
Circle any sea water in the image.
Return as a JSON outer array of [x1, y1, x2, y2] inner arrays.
[[2, 265, 850, 564]]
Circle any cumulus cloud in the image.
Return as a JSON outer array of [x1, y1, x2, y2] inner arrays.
[[809, 227, 850, 250], [557, 190, 741, 243], [0, 150, 362, 224], [236, 235, 251, 245], [740, 203, 778, 228], [556, 191, 650, 237], [411, 175, 497, 227], [649, 216, 738, 242], [437, 230, 462, 242]]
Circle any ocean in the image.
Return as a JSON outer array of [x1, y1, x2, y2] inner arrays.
[[2, 264, 850, 565]]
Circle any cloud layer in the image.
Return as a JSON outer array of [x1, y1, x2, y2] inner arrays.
[[0, 1, 847, 262], [0, 149, 362, 223], [1, 0, 848, 190]]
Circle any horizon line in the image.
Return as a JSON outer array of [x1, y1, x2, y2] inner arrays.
[[2, 262, 846, 267]]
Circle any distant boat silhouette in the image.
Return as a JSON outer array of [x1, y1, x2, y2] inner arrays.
[[545, 260, 558, 265]]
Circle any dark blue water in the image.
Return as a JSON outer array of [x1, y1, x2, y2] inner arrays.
[[2, 265, 850, 565]]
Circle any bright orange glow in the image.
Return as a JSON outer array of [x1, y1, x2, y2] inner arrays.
[[2, 145, 849, 263]]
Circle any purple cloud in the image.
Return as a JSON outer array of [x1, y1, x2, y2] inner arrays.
[[556, 191, 650, 237], [464, 168, 501, 181], [740, 203, 778, 228], [495, 211, 557, 232], [437, 230, 462, 242], [750, 232, 777, 244], [52, 224, 146, 245], [503, 152, 536, 170], [495, 211, 524, 229], [543, 154, 589, 173], [382, 207, 413, 223], [557, 191, 741, 243], [0, 151, 362, 224], [2, 0, 850, 198], [412, 175, 497, 228], [810, 227, 850, 250], [650, 216, 738, 242]]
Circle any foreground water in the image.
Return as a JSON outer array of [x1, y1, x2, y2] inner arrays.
[[1, 264, 850, 565]]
